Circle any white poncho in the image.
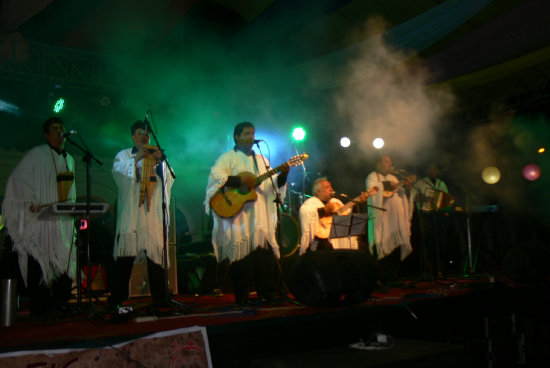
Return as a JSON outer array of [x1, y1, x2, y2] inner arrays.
[[112, 148, 174, 266], [1, 144, 76, 285], [366, 171, 414, 260], [204, 149, 286, 263]]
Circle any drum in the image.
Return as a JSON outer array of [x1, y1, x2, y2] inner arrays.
[[277, 213, 301, 257]]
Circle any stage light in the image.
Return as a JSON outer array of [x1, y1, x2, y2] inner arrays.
[[538, 147, 545, 154], [292, 127, 306, 142], [481, 166, 500, 184], [522, 164, 541, 181], [53, 98, 65, 113], [340, 137, 351, 148], [373, 138, 384, 149], [0, 99, 20, 115]]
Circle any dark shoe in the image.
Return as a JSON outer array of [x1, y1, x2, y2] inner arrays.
[[235, 290, 251, 305]]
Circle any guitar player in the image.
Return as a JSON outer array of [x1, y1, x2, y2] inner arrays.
[[299, 177, 370, 253], [365, 155, 416, 284], [205, 121, 291, 305]]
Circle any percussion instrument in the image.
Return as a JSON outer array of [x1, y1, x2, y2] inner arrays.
[[277, 213, 300, 257]]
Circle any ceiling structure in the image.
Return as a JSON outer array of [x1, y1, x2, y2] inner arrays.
[[1, 0, 550, 228]]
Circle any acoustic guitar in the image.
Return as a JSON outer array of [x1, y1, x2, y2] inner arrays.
[[315, 187, 379, 239], [210, 153, 309, 218]]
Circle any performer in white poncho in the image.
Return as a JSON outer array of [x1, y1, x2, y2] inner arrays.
[[205, 122, 290, 304], [1, 117, 76, 316], [108, 120, 174, 309], [366, 155, 415, 283]]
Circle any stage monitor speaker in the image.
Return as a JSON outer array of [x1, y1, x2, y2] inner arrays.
[[288, 250, 377, 307]]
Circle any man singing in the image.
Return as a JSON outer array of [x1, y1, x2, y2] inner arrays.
[[205, 122, 290, 304]]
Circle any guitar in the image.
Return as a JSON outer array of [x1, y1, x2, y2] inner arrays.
[[382, 175, 417, 197], [210, 153, 309, 218], [315, 187, 379, 239]]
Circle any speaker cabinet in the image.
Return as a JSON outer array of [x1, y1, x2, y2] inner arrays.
[[288, 250, 377, 306], [129, 245, 178, 297]]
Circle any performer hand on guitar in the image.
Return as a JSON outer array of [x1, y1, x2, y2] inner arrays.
[[238, 172, 257, 190]]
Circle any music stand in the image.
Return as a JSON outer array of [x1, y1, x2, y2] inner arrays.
[[329, 214, 367, 239]]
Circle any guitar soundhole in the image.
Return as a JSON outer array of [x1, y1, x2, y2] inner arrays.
[[382, 181, 393, 191], [238, 185, 251, 195]]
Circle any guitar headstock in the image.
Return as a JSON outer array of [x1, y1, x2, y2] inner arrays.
[[356, 186, 380, 202], [288, 153, 309, 167]]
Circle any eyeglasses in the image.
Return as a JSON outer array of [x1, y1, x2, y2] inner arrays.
[[137, 130, 151, 136]]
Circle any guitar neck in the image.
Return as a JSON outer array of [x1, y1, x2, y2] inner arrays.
[[254, 163, 285, 186], [335, 194, 362, 215]]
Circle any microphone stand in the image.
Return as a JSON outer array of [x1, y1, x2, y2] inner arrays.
[[254, 142, 297, 304], [65, 135, 103, 313], [144, 116, 185, 313], [439, 172, 477, 276]]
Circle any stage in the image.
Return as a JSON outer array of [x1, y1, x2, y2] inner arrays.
[[1, 275, 548, 367]]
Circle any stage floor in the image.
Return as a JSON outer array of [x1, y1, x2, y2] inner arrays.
[[1, 275, 548, 367]]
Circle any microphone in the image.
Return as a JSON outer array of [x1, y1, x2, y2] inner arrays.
[[330, 191, 349, 198], [253, 139, 264, 144], [61, 130, 77, 138]]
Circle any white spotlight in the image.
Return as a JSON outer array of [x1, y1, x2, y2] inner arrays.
[[373, 138, 384, 149], [481, 166, 501, 184], [340, 137, 351, 148]]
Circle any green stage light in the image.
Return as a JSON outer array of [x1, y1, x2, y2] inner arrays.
[[53, 98, 65, 113], [292, 127, 306, 141]]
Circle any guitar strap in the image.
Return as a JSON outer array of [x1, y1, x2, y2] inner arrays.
[[251, 152, 260, 175]]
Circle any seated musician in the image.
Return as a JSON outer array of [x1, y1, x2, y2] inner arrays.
[[299, 177, 366, 253], [1, 117, 76, 317]]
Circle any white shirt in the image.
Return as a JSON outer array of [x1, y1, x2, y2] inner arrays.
[[414, 177, 449, 212], [299, 196, 359, 254]]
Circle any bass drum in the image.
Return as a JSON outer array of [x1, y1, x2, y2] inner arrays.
[[277, 213, 301, 258]]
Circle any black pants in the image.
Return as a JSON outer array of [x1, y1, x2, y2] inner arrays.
[[376, 248, 401, 284], [108, 255, 167, 306], [314, 237, 334, 251], [418, 211, 449, 278], [1, 236, 72, 316], [228, 246, 280, 304], [27, 255, 73, 316]]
